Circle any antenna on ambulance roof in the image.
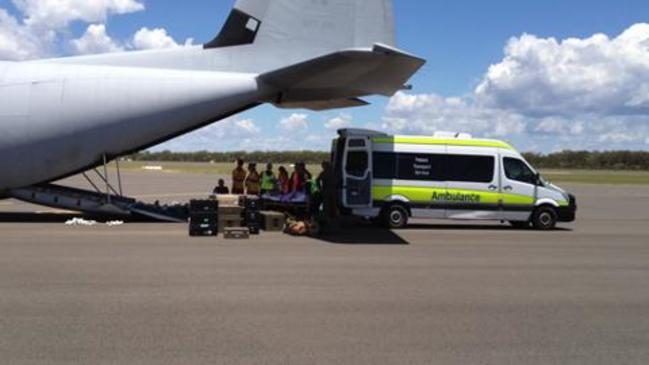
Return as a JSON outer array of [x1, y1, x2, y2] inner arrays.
[[433, 131, 473, 139]]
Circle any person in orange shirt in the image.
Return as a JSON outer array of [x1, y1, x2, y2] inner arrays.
[[277, 166, 290, 194], [231, 159, 246, 195], [245, 163, 261, 196]]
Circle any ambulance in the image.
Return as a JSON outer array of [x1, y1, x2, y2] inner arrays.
[[331, 129, 577, 230]]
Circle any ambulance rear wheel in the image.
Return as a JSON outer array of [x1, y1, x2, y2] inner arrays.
[[383, 205, 409, 229], [531, 206, 558, 231]]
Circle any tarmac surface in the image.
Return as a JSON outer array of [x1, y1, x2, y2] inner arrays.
[[1, 170, 649, 364]]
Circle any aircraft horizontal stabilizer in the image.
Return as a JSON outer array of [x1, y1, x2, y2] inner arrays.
[[260, 44, 425, 110], [274, 98, 369, 111]]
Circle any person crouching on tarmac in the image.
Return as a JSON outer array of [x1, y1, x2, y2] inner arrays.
[[245, 163, 261, 196], [260, 163, 276, 195], [213, 179, 230, 195], [231, 159, 246, 195]]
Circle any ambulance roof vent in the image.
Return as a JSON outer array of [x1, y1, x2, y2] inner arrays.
[[338, 129, 389, 138], [433, 131, 473, 139]]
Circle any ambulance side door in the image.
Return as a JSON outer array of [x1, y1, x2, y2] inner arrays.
[[445, 147, 500, 220], [499, 152, 537, 222]]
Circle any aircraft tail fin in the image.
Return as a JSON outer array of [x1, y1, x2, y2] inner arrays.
[[205, 0, 395, 54], [259, 44, 425, 111], [43, 0, 410, 78]]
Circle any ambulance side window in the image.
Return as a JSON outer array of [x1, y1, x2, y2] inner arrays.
[[446, 155, 495, 183], [504, 158, 536, 185], [373, 152, 397, 179], [346, 151, 368, 178]]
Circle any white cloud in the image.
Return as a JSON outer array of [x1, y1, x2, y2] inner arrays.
[[154, 118, 262, 151], [324, 114, 353, 130], [153, 117, 337, 152], [234, 119, 261, 135], [1, 0, 188, 60], [0, 8, 47, 60], [534, 117, 585, 136], [280, 113, 309, 130], [71, 25, 192, 55], [12, 0, 144, 29], [70, 24, 123, 55], [475, 24, 649, 118], [382, 24, 649, 152], [132, 27, 187, 50], [598, 132, 639, 144], [384, 91, 649, 151], [384, 91, 527, 139]]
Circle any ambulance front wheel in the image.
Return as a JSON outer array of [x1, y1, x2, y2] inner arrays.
[[531, 206, 558, 231], [383, 204, 409, 229]]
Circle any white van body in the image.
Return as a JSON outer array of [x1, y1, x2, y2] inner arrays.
[[331, 129, 577, 229]]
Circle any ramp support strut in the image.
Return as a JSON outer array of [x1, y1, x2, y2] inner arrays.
[[82, 154, 125, 204]]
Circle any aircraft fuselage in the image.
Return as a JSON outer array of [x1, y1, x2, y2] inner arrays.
[[0, 61, 264, 190]]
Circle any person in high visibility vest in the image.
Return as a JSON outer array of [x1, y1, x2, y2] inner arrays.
[[245, 163, 261, 196], [231, 159, 246, 195], [260, 163, 276, 195]]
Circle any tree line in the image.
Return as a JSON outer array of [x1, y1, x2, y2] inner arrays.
[[130, 151, 332, 165], [129, 150, 649, 170], [522, 151, 649, 171]]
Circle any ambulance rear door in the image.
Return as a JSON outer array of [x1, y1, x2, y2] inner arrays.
[[342, 137, 373, 208]]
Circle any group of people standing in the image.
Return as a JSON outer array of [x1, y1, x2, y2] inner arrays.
[[214, 159, 329, 197], [213, 159, 339, 224]]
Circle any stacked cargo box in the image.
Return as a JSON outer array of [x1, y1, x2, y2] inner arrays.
[[261, 211, 286, 232], [241, 196, 261, 235], [189, 196, 286, 237], [189, 200, 218, 237], [219, 205, 243, 232]]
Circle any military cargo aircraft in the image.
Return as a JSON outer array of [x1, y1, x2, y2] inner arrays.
[[0, 0, 424, 219]]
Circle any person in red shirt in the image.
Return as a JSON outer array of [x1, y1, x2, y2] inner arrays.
[[289, 163, 303, 192], [289, 162, 313, 193]]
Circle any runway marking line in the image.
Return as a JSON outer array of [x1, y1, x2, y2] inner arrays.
[[133, 192, 211, 199]]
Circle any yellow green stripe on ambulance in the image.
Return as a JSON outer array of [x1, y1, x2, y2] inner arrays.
[[372, 186, 535, 205], [372, 136, 515, 150]]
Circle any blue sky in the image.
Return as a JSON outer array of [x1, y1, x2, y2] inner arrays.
[[2, 0, 649, 152]]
